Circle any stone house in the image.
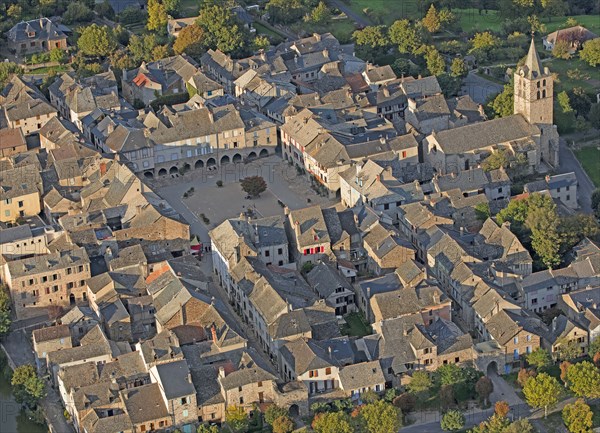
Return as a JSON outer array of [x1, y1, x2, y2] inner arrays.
[[4, 247, 91, 320], [524, 172, 578, 209], [543, 26, 598, 53], [6, 18, 68, 55], [362, 222, 416, 276], [287, 205, 333, 266], [32, 324, 72, 372], [149, 360, 198, 427], [280, 338, 340, 395], [0, 128, 27, 158], [370, 284, 450, 324], [544, 315, 588, 360], [306, 261, 357, 316], [1, 76, 57, 135], [217, 360, 278, 412], [338, 360, 385, 400]]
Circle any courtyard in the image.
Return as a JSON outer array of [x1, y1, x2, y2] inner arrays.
[[155, 155, 337, 244]]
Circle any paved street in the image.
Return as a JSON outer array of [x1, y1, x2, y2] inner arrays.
[[557, 138, 595, 213], [460, 71, 504, 104]]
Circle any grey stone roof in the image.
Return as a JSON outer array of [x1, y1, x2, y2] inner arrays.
[[431, 114, 539, 154], [339, 360, 384, 391], [425, 318, 473, 355], [2, 76, 56, 122], [280, 338, 336, 375], [400, 76, 442, 99], [7, 18, 66, 43], [485, 309, 547, 346], [519, 38, 545, 79], [47, 325, 112, 366], [123, 383, 169, 424], [33, 324, 71, 343], [125, 55, 198, 91], [0, 224, 33, 244], [289, 205, 331, 248], [365, 65, 396, 83], [138, 330, 183, 366], [220, 363, 277, 391], [153, 360, 196, 399], [370, 284, 447, 321], [6, 247, 89, 279], [306, 261, 353, 298], [268, 309, 312, 340], [0, 164, 42, 200]]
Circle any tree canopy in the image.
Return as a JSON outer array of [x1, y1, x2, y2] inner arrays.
[[562, 399, 593, 433], [312, 412, 353, 433], [0, 284, 12, 338], [196, 4, 247, 55], [11, 364, 45, 408], [241, 176, 267, 198], [173, 24, 205, 58], [147, 0, 168, 32], [522, 372, 561, 417], [526, 348, 551, 370], [77, 24, 117, 57], [566, 361, 600, 399], [360, 400, 401, 433], [441, 410, 465, 431], [580, 38, 600, 67]]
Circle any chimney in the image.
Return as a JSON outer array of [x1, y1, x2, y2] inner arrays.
[[382, 85, 390, 98], [260, 50, 266, 62], [367, 287, 371, 299], [284, 206, 290, 216], [323, 48, 329, 58], [545, 174, 551, 184], [100, 162, 107, 176], [294, 220, 301, 238], [552, 317, 557, 332], [211, 323, 217, 343], [314, 33, 321, 41], [459, 227, 464, 237], [107, 122, 114, 135], [432, 291, 440, 304], [328, 346, 332, 359], [376, 174, 381, 183], [207, 109, 214, 123], [218, 366, 226, 378], [253, 224, 259, 244]]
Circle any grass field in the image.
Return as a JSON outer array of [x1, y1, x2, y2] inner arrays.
[[546, 56, 600, 93], [347, 0, 420, 25], [455, 8, 503, 33], [341, 312, 372, 337], [544, 14, 600, 35], [574, 147, 600, 187], [179, 0, 199, 18], [253, 22, 285, 41]]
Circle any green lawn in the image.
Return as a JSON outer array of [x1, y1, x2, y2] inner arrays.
[[545, 55, 600, 93], [28, 65, 69, 74], [574, 147, 600, 187], [341, 312, 372, 337], [253, 22, 285, 42], [543, 15, 600, 35], [455, 8, 503, 33], [346, 0, 420, 25], [179, 0, 199, 18]]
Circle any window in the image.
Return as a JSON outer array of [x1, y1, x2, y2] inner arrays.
[[257, 381, 262, 387], [239, 397, 244, 404], [325, 367, 331, 375], [183, 409, 188, 417], [513, 349, 519, 360], [513, 337, 518, 344], [18, 201, 24, 208], [264, 250, 270, 257], [140, 426, 146, 432], [180, 397, 187, 404], [277, 248, 283, 255], [526, 334, 531, 342]]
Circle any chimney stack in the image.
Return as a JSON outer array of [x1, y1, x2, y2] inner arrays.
[[218, 366, 226, 378], [294, 220, 300, 238], [211, 323, 218, 343]]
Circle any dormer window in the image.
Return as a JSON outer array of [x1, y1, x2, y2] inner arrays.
[[28, 31, 35, 38]]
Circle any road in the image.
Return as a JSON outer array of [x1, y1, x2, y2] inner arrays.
[[557, 138, 595, 213], [326, 0, 371, 27], [460, 70, 504, 104]]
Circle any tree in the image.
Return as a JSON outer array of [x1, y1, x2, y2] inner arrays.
[[312, 412, 353, 433], [252, 35, 270, 52], [353, 26, 388, 50], [128, 34, 158, 63], [7, 3, 23, 19], [197, 424, 219, 433], [580, 38, 600, 67], [590, 337, 600, 359], [422, 4, 441, 33], [470, 32, 499, 52], [95, 1, 115, 20], [361, 390, 380, 404], [393, 393, 416, 413], [495, 401, 510, 418], [197, 4, 247, 55], [556, 339, 583, 361], [49, 48, 66, 64], [272, 415, 294, 433], [475, 376, 494, 405], [518, 368, 537, 388], [436, 364, 465, 386], [152, 45, 170, 61], [225, 405, 248, 431], [173, 24, 204, 58], [389, 19, 421, 54], [566, 361, 600, 399], [558, 91, 573, 113], [63, 2, 94, 24], [440, 384, 456, 411], [241, 176, 267, 198], [147, 0, 168, 32], [474, 203, 491, 222], [77, 24, 117, 57], [266, 0, 307, 25], [11, 365, 45, 408], [594, 352, 600, 369], [489, 81, 514, 118], [525, 194, 561, 269], [407, 371, 432, 394], [308, 1, 331, 25], [552, 40, 572, 59], [0, 284, 12, 338], [360, 400, 401, 433], [562, 399, 593, 433], [560, 361, 572, 385], [264, 405, 288, 425], [526, 348, 551, 370], [482, 150, 510, 171], [541, 0, 567, 19], [522, 373, 561, 418], [450, 58, 468, 78], [424, 46, 446, 76], [163, 0, 180, 14], [441, 410, 465, 431]]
